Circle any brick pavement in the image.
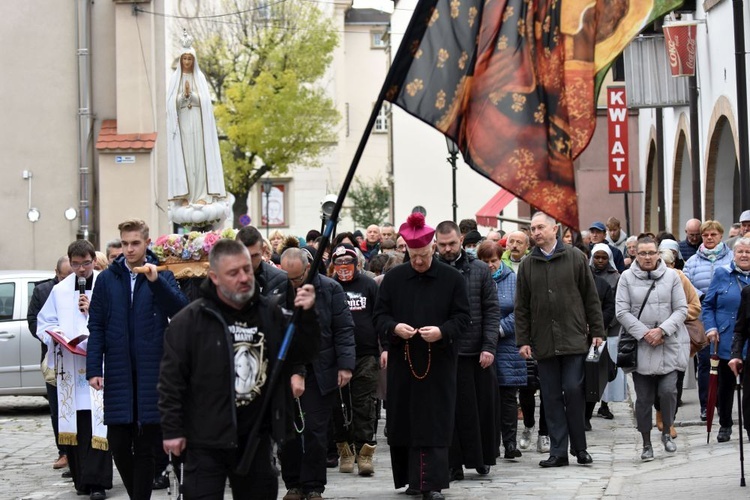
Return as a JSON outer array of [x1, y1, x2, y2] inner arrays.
[[2, 380, 748, 500]]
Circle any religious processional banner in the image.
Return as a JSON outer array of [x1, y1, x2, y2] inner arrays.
[[385, 0, 683, 229]]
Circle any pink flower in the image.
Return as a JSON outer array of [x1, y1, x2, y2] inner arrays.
[[202, 231, 221, 253]]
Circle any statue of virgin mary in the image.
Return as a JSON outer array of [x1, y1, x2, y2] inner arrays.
[[167, 30, 229, 227]]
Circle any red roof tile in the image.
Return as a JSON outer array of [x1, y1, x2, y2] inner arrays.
[[96, 119, 157, 152]]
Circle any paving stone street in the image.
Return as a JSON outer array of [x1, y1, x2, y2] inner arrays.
[[2, 379, 748, 499]]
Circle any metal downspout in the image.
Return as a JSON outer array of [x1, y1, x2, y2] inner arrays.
[[76, 0, 93, 241], [733, 0, 750, 209]]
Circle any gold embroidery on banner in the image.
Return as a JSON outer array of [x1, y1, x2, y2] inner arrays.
[[436, 89, 447, 110], [511, 93, 526, 112], [517, 18, 526, 37], [534, 103, 547, 123], [497, 35, 508, 51], [416, 49, 424, 59], [450, 0, 460, 18], [489, 90, 506, 105], [437, 49, 449, 68], [428, 7, 439, 27], [509, 149, 539, 190], [458, 51, 468, 70], [406, 79, 425, 97], [502, 6, 514, 22], [542, 16, 551, 33], [468, 7, 477, 27]]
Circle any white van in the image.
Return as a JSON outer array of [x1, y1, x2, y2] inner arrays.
[[0, 270, 54, 396]]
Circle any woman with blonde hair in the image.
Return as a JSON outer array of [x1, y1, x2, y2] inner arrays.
[[94, 252, 109, 271]]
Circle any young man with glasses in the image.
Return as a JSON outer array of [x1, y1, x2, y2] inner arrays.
[[87, 219, 188, 500], [37, 240, 113, 500], [279, 248, 356, 500]]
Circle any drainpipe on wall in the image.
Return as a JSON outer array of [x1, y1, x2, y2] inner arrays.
[[733, 0, 750, 209], [689, 75, 702, 219], [656, 110, 667, 230], [76, 0, 94, 242]]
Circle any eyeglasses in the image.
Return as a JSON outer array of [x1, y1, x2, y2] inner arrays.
[[397, 244, 407, 251], [637, 251, 658, 257], [70, 260, 93, 269], [288, 272, 306, 284]]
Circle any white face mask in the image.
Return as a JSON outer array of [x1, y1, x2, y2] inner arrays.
[[465, 248, 477, 257]]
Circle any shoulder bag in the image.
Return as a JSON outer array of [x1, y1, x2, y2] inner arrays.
[[617, 279, 658, 369], [686, 319, 708, 357]]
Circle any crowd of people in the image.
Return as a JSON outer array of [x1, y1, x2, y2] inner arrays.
[[25, 210, 750, 500]]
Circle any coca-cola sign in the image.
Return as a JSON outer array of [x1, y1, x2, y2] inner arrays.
[[663, 22, 698, 77]]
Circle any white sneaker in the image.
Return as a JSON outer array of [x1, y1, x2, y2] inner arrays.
[[519, 426, 534, 450], [537, 435, 550, 453]]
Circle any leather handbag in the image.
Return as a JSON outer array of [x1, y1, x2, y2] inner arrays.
[[617, 279, 659, 369], [686, 318, 708, 357]]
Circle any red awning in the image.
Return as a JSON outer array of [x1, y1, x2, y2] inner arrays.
[[476, 189, 515, 227]]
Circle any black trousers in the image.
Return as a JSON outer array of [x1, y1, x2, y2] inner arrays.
[[519, 386, 547, 435], [390, 445, 449, 492], [281, 372, 335, 494], [108, 423, 160, 500], [67, 410, 113, 493], [537, 354, 587, 456], [181, 433, 278, 500], [717, 359, 739, 428], [497, 387, 519, 448]]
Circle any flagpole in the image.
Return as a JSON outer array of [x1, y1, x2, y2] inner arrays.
[[234, 1, 436, 475]]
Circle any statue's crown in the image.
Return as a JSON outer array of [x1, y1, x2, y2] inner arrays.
[[180, 29, 194, 50]]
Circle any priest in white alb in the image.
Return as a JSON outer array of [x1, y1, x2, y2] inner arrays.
[[37, 239, 112, 500]]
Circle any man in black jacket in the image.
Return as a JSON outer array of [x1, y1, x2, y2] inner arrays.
[[237, 225, 289, 301], [329, 244, 380, 476], [280, 247, 356, 500], [27, 255, 71, 471], [435, 221, 501, 478], [159, 240, 320, 499]]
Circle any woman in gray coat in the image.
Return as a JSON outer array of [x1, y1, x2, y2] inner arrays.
[[615, 237, 689, 462]]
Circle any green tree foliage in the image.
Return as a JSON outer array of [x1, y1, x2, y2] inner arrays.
[[348, 176, 391, 229], [186, 0, 340, 224]]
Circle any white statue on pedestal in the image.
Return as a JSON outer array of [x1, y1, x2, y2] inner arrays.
[[166, 30, 230, 227]]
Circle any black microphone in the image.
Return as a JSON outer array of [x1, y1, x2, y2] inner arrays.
[[78, 277, 87, 312]]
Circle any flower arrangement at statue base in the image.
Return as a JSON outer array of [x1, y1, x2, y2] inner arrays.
[[151, 228, 238, 279]]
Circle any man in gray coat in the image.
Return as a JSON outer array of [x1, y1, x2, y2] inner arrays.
[[516, 212, 605, 468]]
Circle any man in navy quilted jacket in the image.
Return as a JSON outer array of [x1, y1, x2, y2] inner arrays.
[[87, 219, 188, 499]]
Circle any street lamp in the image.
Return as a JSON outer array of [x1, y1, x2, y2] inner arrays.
[[320, 194, 337, 232], [262, 179, 273, 238], [445, 137, 459, 222]]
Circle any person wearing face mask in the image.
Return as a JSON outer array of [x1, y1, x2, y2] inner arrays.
[[461, 230, 483, 257], [476, 240, 527, 460], [328, 244, 380, 476], [434, 221, 501, 481]]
